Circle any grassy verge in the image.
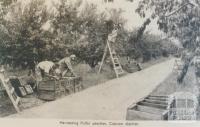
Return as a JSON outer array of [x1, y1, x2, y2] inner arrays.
[[151, 65, 199, 96], [150, 64, 200, 120]]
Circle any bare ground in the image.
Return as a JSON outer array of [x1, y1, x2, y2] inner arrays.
[[7, 58, 174, 119], [0, 57, 170, 117]]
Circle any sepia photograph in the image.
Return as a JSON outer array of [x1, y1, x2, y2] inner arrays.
[[0, 0, 200, 126]]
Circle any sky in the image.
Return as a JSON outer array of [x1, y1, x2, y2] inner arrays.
[[16, 0, 164, 36], [77, 0, 163, 35]]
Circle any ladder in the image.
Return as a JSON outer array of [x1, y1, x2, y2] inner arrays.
[[173, 59, 184, 74], [194, 56, 200, 66], [0, 72, 21, 113], [98, 39, 124, 78]]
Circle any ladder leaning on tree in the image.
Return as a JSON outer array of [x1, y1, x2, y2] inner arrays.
[[0, 70, 21, 113], [98, 29, 124, 78]]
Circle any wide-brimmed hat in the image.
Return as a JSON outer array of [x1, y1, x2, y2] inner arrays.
[[0, 67, 5, 73], [70, 54, 76, 58]]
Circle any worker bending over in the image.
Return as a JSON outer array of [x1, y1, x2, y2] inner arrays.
[[35, 61, 59, 82], [57, 55, 77, 77]]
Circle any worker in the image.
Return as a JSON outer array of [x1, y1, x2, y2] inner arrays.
[[193, 48, 200, 78], [35, 61, 59, 87], [0, 66, 5, 75], [192, 48, 200, 65], [108, 24, 118, 43], [0, 66, 7, 102], [34, 60, 59, 91], [136, 61, 142, 71], [0, 67, 4, 108], [58, 55, 77, 77]]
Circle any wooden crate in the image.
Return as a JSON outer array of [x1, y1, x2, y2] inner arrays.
[[123, 63, 141, 73], [38, 77, 82, 101], [60, 79, 74, 94], [0, 85, 6, 98], [73, 77, 83, 92], [0, 81, 6, 98], [38, 80, 56, 91], [24, 85, 34, 94], [18, 87, 27, 97], [38, 79, 63, 101], [61, 77, 83, 92], [38, 90, 56, 101]]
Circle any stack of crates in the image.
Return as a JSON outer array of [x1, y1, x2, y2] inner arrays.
[[38, 79, 65, 101], [38, 76, 83, 101], [61, 76, 83, 93], [9, 77, 34, 97]]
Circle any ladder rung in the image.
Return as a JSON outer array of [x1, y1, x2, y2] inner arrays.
[[116, 70, 124, 74], [115, 68, 123, 72], [116, 68, 123, 71], [113, 61, 118, 63], [15, 97, 20, 105], [113, 60, 119, 63], [10, 87, 15, 94], [116, 70, 124, 75], [1, 76, 21, 113], [114, 66, 123, 69], [117, 72, 124, 75], [102, 40, 124, 78], [113, 59, 119, 63], [114, 61, 119, 64], [111, 52, 116, 55], [114, 64, 120, 67]]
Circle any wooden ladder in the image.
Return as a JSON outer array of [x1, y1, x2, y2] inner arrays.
[[0, 73, 21, 113], [98, 40, 124, 78], [173, 59, 184, 73]]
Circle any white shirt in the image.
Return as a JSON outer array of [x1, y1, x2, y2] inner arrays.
[[36, 61, 55, 74], [108, 29, 118, 42]]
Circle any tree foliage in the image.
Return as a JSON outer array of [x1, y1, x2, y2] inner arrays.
[[0, 0, 128, 69], [136, 0, 200, 50], [0, 0, 50, 70], [0, 0, 174, 71], [65, 3, 127, 68], [136, 0, 200, 82]]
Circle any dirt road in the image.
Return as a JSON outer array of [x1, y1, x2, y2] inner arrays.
[[8, 59, 175, 120]]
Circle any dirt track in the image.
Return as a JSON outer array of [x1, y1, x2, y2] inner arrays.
[[7, 59, 175, 120]]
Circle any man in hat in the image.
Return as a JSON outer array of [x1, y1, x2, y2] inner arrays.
[[108, 24, 118, 43], [0, 66, 6, 106], [34, 61, 59, 92], [35, 61, 59, 83], [58, 55, 77, 77]]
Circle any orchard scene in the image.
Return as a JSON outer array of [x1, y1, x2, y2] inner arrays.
[[0, 0, 199, 121]]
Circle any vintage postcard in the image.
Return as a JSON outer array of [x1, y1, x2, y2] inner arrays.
[[0, 0, 200, 126]]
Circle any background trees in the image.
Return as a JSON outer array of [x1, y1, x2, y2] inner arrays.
[[135, 0, 200, 82], [136, 0, 200, 50], [0, 0, 175, 71], [3, 0, 52, 71]]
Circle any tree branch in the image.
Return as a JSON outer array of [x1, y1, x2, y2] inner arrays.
[[165, 3, 192, 17]]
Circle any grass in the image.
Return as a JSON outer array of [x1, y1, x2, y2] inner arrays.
[[150, 64, 200, 120], [151, 65, 199, 96]]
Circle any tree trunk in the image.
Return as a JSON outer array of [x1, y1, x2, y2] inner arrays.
[[177, 52, 194, 83]]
